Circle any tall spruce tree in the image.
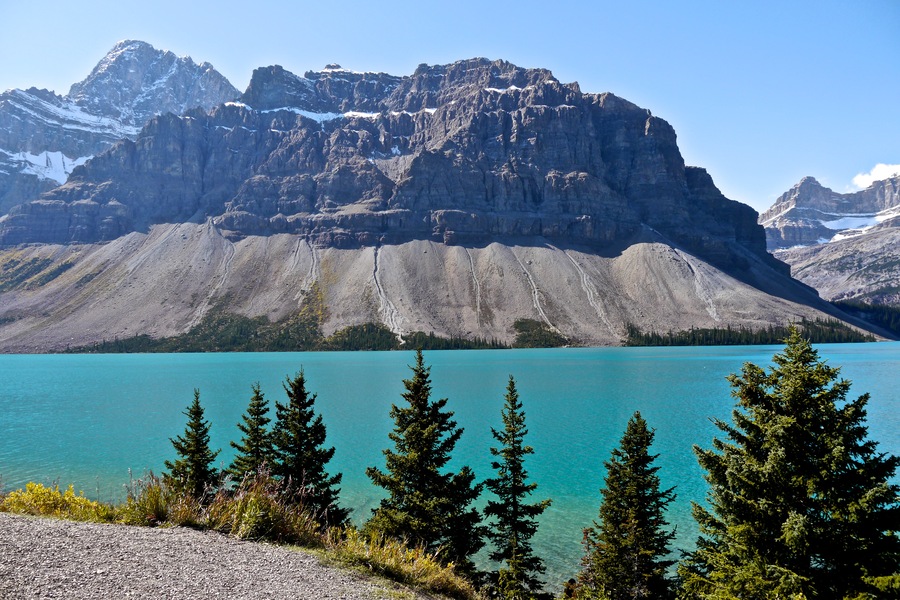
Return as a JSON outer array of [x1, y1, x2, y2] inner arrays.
[[228, 383, 273, 480], [271, 370, 348, 527], [164, 388, 220, 499], [578, 411, 676, 600], [678, 328, 900, 599], [365, 349, 485, 572], [484, 375, 551, 598]]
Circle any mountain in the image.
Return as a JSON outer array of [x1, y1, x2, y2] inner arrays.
[[0, 40, 239, 214], [760, 175, 900, 304], [760, 175, 900, 250], [0, 59, 772, 264], [0, 58, 876, 351]]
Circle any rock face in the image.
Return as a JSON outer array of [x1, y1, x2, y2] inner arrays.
[[0, 40, 239, 214], [0, 58, 777, 278], [760, 175, 900, 303]]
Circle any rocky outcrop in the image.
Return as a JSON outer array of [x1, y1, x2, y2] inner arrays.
[[0, 58, 780, 278], [0, 40, 239, 214]]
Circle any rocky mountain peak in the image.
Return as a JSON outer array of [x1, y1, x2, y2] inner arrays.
[[238, 59, 579, 118], [761, 174, 900, 250], [0, 40, 239, 215], [764, 176, 833, 215], [794, 176, 825, 193], [410, 57, 557, 89], [389, 58, 575, 113], [67, 40, 239, 126], [241, 65, 320, 111]]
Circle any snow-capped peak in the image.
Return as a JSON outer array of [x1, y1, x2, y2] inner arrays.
[[66, 40, 238, 126], [0, 40, 238, 212]]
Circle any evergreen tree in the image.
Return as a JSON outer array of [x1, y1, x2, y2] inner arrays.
[[365, 349, 485, 572], [578, 411, 676, 600], [484, 375, 551, 597], [271, 369, 348, 527], [227, 382, 273, 480], [164, 388, 220, 499], [679, 328, 900, 599]]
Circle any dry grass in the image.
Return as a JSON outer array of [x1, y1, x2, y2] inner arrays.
[[326, 528, 482, 600]]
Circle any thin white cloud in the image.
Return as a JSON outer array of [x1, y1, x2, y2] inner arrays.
[[852, 163, 900, 189]]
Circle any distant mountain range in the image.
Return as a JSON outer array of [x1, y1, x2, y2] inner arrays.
[[760, 175, 900, 304], [0, 42, 884, 351], [0, 40, 238, 214]]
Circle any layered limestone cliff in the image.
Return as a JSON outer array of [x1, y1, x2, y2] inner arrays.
[[0, 59, 776, 276]]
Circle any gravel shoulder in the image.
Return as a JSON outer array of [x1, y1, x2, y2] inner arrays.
[[0, 512, 422, 599]]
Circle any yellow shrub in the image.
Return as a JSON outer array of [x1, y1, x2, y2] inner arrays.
[[0, 482, 115, 522]]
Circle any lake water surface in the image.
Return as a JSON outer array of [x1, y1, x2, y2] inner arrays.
[[1, 344, 898, 587]]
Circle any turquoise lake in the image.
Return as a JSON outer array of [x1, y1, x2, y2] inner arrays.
[[1, 344, 898, 587]]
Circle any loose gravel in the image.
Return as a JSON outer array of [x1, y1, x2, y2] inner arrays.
[[0, 512, 418, 599]]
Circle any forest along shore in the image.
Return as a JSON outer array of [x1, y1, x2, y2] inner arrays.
[[0, 512, 422, 600]]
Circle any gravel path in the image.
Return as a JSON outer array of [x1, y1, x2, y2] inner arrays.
[[0, 512, 419, 599]]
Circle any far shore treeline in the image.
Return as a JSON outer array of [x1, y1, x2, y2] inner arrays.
[[3, 331, 899, 599], [63, 310, 883, 353]]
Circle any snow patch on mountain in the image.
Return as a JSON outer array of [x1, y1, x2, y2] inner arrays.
[[0, 150, 93, 185], [826, 205, 900, 242], [821, 214, 880, 231], [7, 89, 142, 137], [259, 107, 343, 122], [0, 149, 92, 184]]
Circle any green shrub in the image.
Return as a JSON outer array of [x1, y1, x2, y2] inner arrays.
[[512, 319, 568, 348], [205, 471, 322, 546], [119, 472, 188, 526]]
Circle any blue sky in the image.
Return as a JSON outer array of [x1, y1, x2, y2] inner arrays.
[[1, 0, 897, 212]]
